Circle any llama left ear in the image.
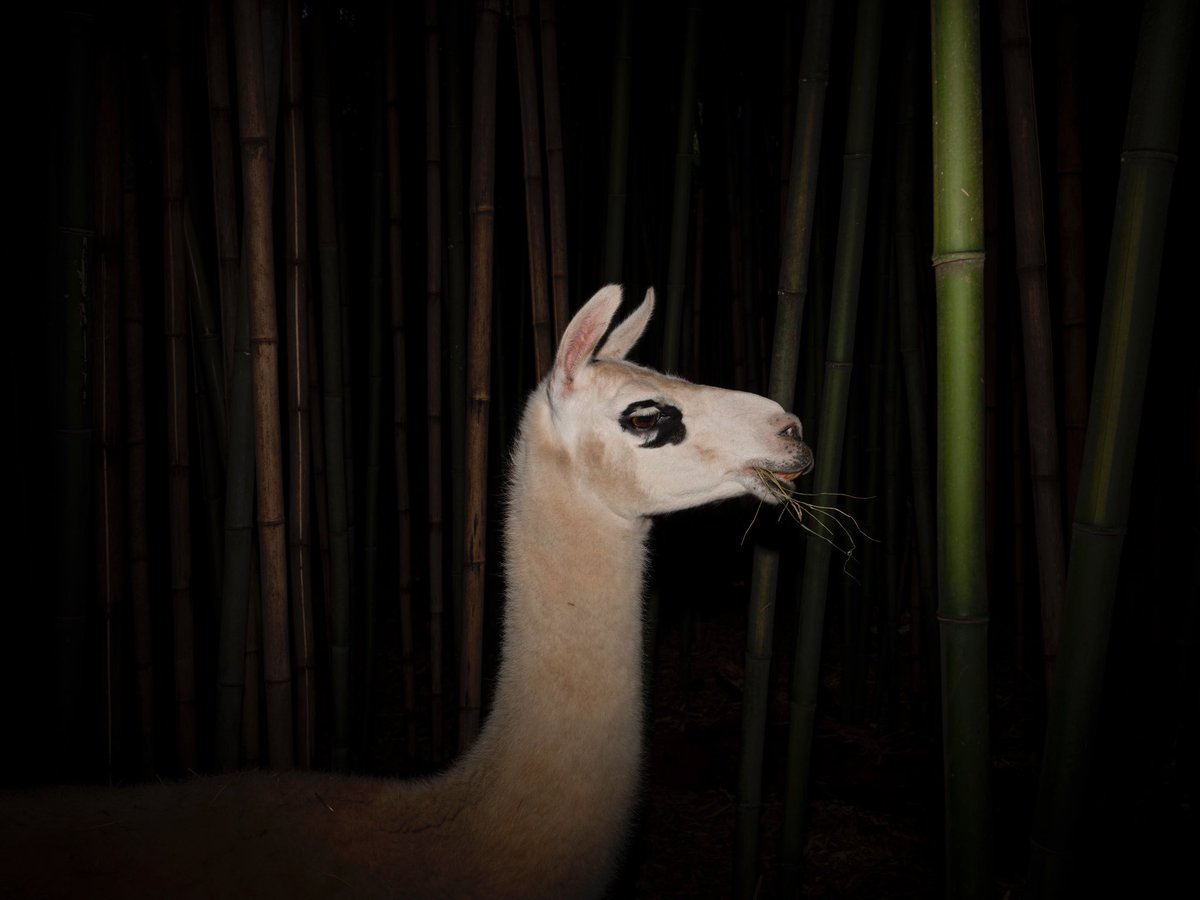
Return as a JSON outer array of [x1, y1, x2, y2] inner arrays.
[[596, 288, 654, 361], [550, 284, 625, 398]]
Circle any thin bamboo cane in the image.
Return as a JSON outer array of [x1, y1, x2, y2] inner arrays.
[[513, 0, 553, 380], [661, 0, 702, 374], [283, 0, 316, 770], [1054, 0, 1088, 521], [241, 552, 263, 767], [311, 11, 354, 772], [461, 0, 501, 752], [444, 0, 469, 712], [381, 0, 417, 765], [422, 0, 445, 763], [931, 0, 993, 894], [94, 37, 125, 780], [894, 13, 937, 724], [539, 0, 569, 338], [602, 0, 631, 284], [234, 0, 294, 769], [121, 62, 154, 776], [163, 2, 196, 773], [1029, 2, 1195, 894], [308, 296, 333, 635], [183, 207, 229, 462], [734, 1, 834, 895], [998, 0, 1068, 690], [781, 0, 884, 884], [205, 0, 241, 400]]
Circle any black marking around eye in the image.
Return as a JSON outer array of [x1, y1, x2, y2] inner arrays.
[[619, 400, 686, 448]]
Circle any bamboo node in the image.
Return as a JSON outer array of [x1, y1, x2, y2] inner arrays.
[[930, 250, 984, 269]]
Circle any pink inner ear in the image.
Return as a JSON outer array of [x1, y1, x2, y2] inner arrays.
[[559, 317, 604, 389]]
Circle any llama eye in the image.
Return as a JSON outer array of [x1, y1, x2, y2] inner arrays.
[[629, 411, 660, 430]]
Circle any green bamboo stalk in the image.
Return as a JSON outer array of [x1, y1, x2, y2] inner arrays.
[[283, 0, 315, 769], [781, 0, 883, 885], [311, 10, 353, 772], [363, 36, 388, 765], [422, 0, 445, 764], [121, 64, 155, 776], [443, 0, 469, 721], [204, 0, 241, 400], [513, 0, 553, 380], [931, 0, 992, 894], [539, 0, 569, 339], [234, 0, 294, 770], [602, 0, 631, 284], [733, 1, 833, 895], [384, 0, 417, 764], [163, 2, 196, 773], [1029, 2, 1195, 894], [894, 13, 937, 722], [661, 0, 701, 374], [94, 37, 124, 780], [998, 0, 1068, 689], [461, 0, 501, 751], [1054, 0, 1088, 521]]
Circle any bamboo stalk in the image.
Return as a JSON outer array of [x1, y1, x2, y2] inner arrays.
[[283, 0, 316, 769], [1054, 0, 1088, 520], [513, 0, 553, 380], [183, 206, 229, 462], [661, 0, 702, 374], [461, 0, 502, 752], [734, 1, 834, 895], [540, 0, 569, 338], [382, 0, 417, 764], [422, 0, 444, 763], [894, 12, 937, 723], [931, 0, 993, 894], [1029, 2, 1195, 893], [94, 36, 125, 781], [311, 10, 354, 772], [205, 0, 241, 400], [998, 0, 1068, 690], [163, 1, 196, 773], [781, 0, 884, 883], [602, 0, 632, 284], [234, 0, 294, 769], [121, 60, 155, 776]]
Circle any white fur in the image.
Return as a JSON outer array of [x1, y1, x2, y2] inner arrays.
[[0, 285, 812, 899]]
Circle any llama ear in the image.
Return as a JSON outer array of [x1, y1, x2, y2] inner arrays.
[[550, 284, 625, 397], [596, 288, 654, 361]]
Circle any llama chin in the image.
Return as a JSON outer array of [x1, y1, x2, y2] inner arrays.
[[0, 284, 811, 900]]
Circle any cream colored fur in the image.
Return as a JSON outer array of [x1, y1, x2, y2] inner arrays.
[[0, 285, 812, 899]]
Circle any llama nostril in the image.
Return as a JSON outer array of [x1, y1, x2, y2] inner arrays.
[[778, 416, 803, 441]]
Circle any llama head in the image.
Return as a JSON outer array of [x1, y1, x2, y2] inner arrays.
[[541, 284, 814, 518]]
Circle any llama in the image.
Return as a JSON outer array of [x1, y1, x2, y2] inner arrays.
[[0, 285, 813, 899]]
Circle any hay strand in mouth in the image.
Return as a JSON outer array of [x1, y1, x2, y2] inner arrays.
[[747, 468, 878, 578]]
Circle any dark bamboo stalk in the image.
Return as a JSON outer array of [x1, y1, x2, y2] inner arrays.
[[94, 38, 125, 780], [602, 0, 632, 284], [1054, 0, 1088, 520], [998, 0, 1068, 689], [205, 0, 241, 398], [931, 0, 992, 893], [540, 0, 569, 338], [163, 2, 196, 773], [661, 0, 702, 374], [734, 1, 834, 895], [422, 0, 444, 763], [311, 10, 353, 771], [183, 205, 229, 463], [461, 0, 502, 751], [283, 0, 316, 769], [121, 61, 154, 776], [781, 0, 884, 883], [513, 0, 553, 380], [234, 0, 294, 769], [1029, 2, 1195, 893]]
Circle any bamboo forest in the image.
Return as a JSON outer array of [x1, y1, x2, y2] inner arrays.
[[4, 0, 1196, 897]]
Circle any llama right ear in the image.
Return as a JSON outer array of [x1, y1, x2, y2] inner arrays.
[[550, 284, 625, 398], [596, 288, 653, 362]]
